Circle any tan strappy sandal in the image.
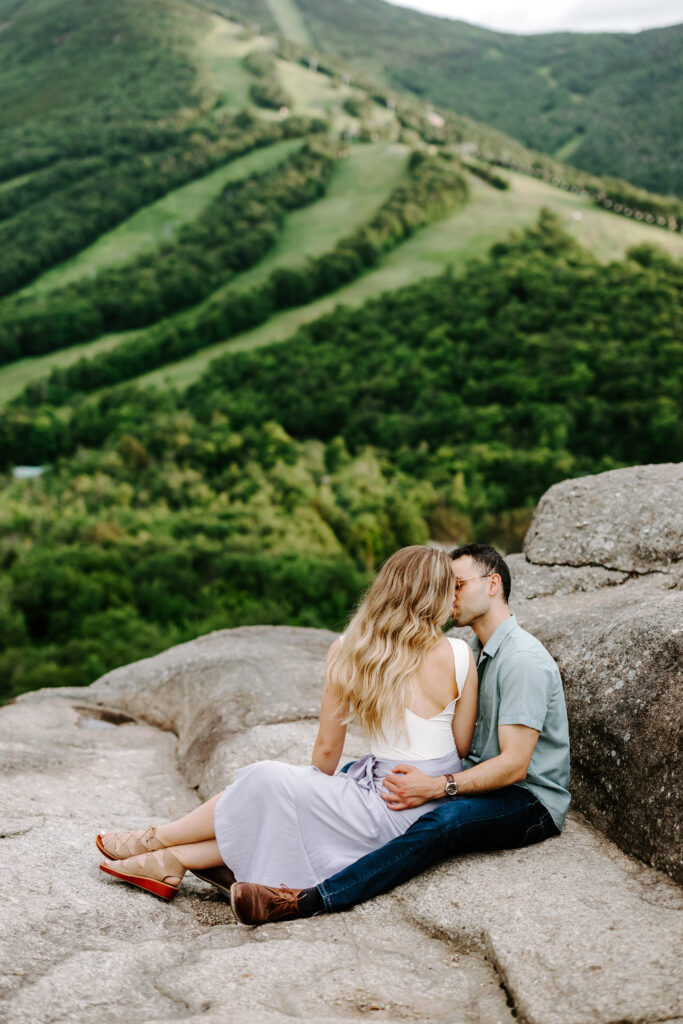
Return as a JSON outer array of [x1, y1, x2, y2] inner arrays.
[[99, 848, 186, 900], [96, 826, 166, 860]]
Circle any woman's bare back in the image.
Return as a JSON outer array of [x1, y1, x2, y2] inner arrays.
[[404, 636, 459, 719]]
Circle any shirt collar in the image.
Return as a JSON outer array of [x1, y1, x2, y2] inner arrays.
[[476, 614, 518, 661]]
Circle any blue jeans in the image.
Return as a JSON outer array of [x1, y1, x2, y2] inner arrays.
[[317, 784, 559, 912]]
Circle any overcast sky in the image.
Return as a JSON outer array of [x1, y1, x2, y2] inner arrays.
[[384, 0, 682, 34]]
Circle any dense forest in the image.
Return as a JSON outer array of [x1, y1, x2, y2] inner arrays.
[[1, 216, 680, 700]]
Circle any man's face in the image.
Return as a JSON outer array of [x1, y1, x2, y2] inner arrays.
[[451, 555, 492, 627]]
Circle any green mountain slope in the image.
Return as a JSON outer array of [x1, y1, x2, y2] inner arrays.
[[222, 0, 683, 197], [0, 0, 207, 158], [1, 217, 681, 698], [1, 0, 682, 699], [3, 161, 682, 407]]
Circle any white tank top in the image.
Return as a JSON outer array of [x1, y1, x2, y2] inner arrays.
[[347, 636, 470, 761]]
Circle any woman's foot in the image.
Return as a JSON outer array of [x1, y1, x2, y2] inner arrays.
[[99, 848, 186, 900], [96, 825, 166, 861]]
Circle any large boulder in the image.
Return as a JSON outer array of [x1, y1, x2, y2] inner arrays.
[[78, 625, 337, 788], [507, 462, 682, 883], [523, 462, 683, 572]]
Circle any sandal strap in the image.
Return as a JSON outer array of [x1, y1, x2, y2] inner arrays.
[[137, 826, 165, 854], [123, 848, 185, 885], [101, 826, 166, 859]]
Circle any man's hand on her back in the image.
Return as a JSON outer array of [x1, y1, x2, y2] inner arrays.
[[381, 765, 445, 810]]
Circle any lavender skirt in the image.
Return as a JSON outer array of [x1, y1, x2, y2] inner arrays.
[[213, 749, 464, 888]]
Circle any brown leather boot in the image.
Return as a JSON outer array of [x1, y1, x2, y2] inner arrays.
[[230, 882, 306, 925]]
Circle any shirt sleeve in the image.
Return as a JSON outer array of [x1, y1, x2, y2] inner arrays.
[[497, 654, 551, 732]]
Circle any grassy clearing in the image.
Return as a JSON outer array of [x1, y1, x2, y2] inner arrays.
[[3, 162, 681, 405], [0, 170, 34, 194], [213, 140, 410, 294], [0, 329, 136, 406], [195, 14, 268, 109], [0, 141, 408, 404], [502, 171, 683, 261], [277, 59, 349, 116], [265, 0, 314, 49], [554, 134, 584, 162], [275, 59, 399, 137], [371, 168, 683, 270], [134, 170, 683, 391], [20, 139, 303, 298]]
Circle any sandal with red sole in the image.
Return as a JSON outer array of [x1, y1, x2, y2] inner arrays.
[[96, 826, 166, 860], [96, 828, 233, 896], [99, 848, 186, 901]]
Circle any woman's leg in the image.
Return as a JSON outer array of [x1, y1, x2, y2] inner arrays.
[[155, 793, 222, 847], [167, 839, 224, 870]]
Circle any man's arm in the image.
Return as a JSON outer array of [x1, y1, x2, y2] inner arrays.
[[381, 724, 540, 809]]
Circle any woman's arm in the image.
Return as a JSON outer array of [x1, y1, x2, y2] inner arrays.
[[311, 639, 347, 774], [452, 646, 478, 757]]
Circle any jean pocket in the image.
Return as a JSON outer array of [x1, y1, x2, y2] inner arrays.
[[521, 806, 553, 847]]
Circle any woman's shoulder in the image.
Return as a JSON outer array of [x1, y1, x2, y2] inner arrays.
[[434, 634, 469, 654], [425, 635, 460, 668], [445, 634, 469, 648], [434, 635, 472, 690]]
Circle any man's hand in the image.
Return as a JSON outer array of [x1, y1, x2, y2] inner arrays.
[[381, 765, 444, 811]]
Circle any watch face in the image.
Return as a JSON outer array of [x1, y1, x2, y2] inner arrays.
[[445, 782, 458, 796]]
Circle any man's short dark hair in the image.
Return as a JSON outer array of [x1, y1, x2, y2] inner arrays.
[[449, 543, 511, 603]]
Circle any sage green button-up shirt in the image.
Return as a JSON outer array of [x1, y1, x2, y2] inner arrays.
[[464, 615, 571, 830]]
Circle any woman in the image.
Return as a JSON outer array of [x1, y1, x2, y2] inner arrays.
[[97, 546, 478, 902]]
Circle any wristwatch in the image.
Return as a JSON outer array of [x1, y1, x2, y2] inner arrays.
[[444, 773, 458, 798]]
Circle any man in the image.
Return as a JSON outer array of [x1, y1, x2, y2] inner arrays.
[[230, 543, 570, 924]]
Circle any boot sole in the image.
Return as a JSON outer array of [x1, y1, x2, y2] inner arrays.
[[99, 862, 178, 900], [229, 884, 251, 924]]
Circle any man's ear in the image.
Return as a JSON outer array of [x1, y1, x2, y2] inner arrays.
[[489, 573, 502, 597]]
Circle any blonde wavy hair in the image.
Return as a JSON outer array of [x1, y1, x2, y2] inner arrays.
[[326, 546, 454, 742]]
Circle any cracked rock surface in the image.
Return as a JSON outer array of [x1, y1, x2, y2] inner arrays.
[[1, 463, 681, 1023], [523, 462, 682, 572], [1, 625, 681, 1024]]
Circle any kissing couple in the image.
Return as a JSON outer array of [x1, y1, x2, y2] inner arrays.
[[97, 543, 570, 923]]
